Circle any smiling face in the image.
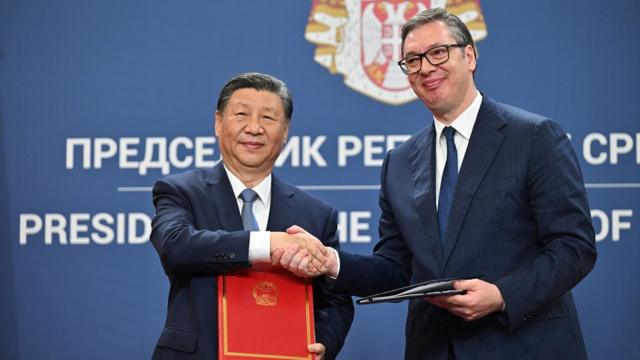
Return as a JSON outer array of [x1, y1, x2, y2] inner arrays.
[[215, 88, 288, 183], [403, 21, 477, 123]]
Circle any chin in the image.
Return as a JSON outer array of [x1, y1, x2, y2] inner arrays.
[[238, 157, 266, 167]]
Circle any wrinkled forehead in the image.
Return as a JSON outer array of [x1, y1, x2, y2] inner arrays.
[[226, 89, 284, 114]]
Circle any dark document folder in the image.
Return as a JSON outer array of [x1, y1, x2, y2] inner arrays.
[[356, 278, 472, 305]]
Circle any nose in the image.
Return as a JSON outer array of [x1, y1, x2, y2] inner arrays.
[[419, 55, 437, 74], [244, 115, 263, 135]]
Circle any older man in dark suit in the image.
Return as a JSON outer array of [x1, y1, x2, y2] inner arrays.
[[150, 73, 353, 360]]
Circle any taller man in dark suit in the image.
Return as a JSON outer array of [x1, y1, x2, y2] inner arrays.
[[281, 8, 596, 360], [150, 73, 353, 360]]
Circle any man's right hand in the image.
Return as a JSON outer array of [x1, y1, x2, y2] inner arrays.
[[271, 225, 339, 278], [269, 230, 329, 275]]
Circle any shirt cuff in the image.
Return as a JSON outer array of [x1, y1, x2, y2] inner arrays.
[[248, 231, 271, 263]]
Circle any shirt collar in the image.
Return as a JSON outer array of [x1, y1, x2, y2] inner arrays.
[[433, 91, 482, 140], [223, 164, 272, 204]]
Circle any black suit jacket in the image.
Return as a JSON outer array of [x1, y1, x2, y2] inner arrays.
[[150, 163, 353, 360], [333, 96, 597, 359]]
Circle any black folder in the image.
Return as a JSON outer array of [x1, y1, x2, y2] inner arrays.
[[356, 278, 473, 305]]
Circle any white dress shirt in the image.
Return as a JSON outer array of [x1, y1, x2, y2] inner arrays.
[[434, 91, 482, 208], [224, 165, 271, 262]]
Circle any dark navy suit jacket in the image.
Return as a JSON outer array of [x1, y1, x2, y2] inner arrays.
[[150, 163, 353, 360], [333, 96, 596, 359]]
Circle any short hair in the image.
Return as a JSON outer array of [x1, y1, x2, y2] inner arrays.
[[216, 72, 293, 121], [401, 8, 476, 60]]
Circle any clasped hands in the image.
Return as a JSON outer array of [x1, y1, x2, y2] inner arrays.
[[269, 225, 337, 278]]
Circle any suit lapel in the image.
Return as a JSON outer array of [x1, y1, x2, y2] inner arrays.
[[202, 163, 244, 231], [409, 126, 444, 269], [442, 97, 507, 268], [266, 175, 297, 231]]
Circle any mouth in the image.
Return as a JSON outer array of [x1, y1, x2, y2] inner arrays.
[[240, 141, 264, 150], [422, 76, 445, 90]]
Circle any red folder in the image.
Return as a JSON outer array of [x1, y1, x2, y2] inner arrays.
[[218, 264, 316, 360]]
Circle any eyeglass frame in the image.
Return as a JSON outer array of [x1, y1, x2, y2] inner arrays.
[[397, 43, 468, 75]]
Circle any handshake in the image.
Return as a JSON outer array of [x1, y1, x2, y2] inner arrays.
[[269, 225, 338, 278]]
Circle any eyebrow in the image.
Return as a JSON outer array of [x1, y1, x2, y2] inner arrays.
[[229, 100, 279, 114], [404, 42, 448, 57]]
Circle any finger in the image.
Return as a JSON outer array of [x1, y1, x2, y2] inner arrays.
[[271, 248, 284, 266], [308, 254, 327, 271], [280, 244, 300, 266], [307, 263, 318, 273], [297, 254, 312, 273], [455, 278, 482, 290], [288, 249, 309, 270], [286, 226, 301, 235], [300, 257, 324, 277], [293, 232, 328, 258], [426, 295, 465, 309], [304, 243, 326, 263], [308, 343, 326, 357], [438, 294, 468, 308], [287, 225, 309, 235], [429, 295, 474, 316], [306, 241, 329, 261]]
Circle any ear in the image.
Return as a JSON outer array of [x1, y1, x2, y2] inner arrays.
[[465, 45, 477, 72], [282, 121, 289, 144], [214, 111, 222, 138]]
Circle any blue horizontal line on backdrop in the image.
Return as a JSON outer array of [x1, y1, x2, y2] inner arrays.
[[117, 183, 640, 192]]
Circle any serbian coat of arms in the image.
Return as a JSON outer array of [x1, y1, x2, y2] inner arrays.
[[305, 0, 488, 105]]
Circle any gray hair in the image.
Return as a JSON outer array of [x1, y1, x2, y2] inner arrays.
[[401, 8, 476, 61], [216, 72, 293, 121]]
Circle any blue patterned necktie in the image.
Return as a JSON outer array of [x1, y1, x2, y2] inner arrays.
[[240, 188, 260, 231], [437, 126, 458, 247]]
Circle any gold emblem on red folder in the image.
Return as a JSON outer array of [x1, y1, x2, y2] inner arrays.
[[253, 281, 279, 306]]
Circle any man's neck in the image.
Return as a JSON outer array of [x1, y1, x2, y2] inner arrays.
[[434, 86, 478, 124], [224, 163, 270, 188]]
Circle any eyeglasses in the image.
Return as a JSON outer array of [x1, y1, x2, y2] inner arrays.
[[397, 44, 467, 75]]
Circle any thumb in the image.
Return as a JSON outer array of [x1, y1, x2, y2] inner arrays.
[[308, 342, 325, 356], [287, 225, 307, 235], [453, 279, 469, 290], [454, 278, 481, 290]]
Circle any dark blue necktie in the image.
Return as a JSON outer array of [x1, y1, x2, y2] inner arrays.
[[240, 189, 260, 231], [437, 126, 458, 247]]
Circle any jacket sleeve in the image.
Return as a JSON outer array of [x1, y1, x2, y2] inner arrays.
[[332, 149, 412, 297], [150, 177, 251, 275], [494, 119, 597, 330], [312, 207, 354, 360]]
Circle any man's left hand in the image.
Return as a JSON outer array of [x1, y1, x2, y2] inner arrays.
[[308, 343, 326, 360], [425, 279, 504, 322]]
